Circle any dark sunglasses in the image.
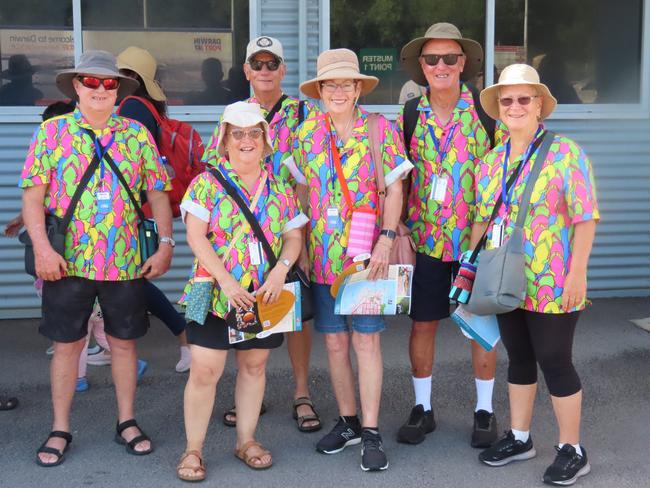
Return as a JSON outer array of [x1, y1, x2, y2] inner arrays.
[[249, 59, 281, 71], [498, 95, 540, 107], [77, 76, 120, 90], [420, 53, 464, 67]]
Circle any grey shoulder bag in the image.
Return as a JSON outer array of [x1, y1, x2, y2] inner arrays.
[[465, 130, 555, 316]]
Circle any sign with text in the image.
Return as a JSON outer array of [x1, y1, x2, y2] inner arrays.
[[359, 48, 396, 77]]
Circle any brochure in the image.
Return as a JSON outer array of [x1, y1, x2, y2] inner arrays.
[[334, 264, 413, 315], [451, 305, 500, 352], [228, 281, 302, 344]]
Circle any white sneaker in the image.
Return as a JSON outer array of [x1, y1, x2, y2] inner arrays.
[[175, 346, 191, 373], [87, 349, 112, 366]]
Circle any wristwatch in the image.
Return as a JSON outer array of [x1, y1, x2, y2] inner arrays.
[[159, 236, 176, 248], [379, 229, 397, 240]]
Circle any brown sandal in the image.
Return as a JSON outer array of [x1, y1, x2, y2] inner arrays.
[[177, 450, 206, 482], [234, 440, 273, 470]]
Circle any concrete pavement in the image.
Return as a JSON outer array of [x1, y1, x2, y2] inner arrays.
[[1, 297, 649, 488]]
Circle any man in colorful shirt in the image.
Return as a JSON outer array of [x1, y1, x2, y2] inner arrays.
[[395, 23, 499, 447], [20, 51, 172, 466], [202, 36, 322, 431]]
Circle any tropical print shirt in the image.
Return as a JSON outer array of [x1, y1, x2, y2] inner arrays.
[[19, 108, 169, 281], [475, 130, 599, 313], [179, 158, 307, 318], [293, 107, 413, 284]]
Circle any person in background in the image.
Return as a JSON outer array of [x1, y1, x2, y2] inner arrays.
[[475, 64, 598, 486]]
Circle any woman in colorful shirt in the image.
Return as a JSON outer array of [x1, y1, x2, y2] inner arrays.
[[473, 65, 598, 486], [293, 49, 412, 472], [176, 102, 306, 480]]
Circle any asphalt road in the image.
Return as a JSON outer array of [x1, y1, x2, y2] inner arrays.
[[1, 297, 649, 488]]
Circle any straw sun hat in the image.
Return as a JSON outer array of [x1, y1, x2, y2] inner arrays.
[[300, 48, 378, 99], [117, 46, 167, 102], [480, 64, 557, 120]]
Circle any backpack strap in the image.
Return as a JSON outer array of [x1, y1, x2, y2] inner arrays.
[[298, 100, 306, 125], [402, 96, 420, 156], [265, 94, 289, 124], [117, 95, 164, 126], [466, 82, 496, 148]]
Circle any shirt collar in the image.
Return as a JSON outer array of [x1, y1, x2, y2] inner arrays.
[[418, 82, 475, 116], [72, 108, 126, 135]]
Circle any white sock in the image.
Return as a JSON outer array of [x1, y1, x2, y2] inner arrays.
[[412, 376, 432, 411], [559, 443, 583, 456], [511, 428, 530, 443], [474, 378, 495, 413]]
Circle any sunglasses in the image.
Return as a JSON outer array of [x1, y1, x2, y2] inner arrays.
[[320, 81, 357, 93], [77, 76, 120, 90], [498, 95, 540, 107], [249, 59, 281, 71], [228, 128, 264, 140], [420, 53, 464, 67]]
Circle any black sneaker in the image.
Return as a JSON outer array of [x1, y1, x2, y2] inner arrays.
[[396, 404, 436, 444], [316, 417, 361, 454], [543, 444, 591, 486], [360, 429, 388, 471], [479, 430, 536, 466], [471, 409, 498, 448]]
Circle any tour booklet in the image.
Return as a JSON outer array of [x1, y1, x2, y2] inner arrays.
[[451, 305, 500, 352], [334, 264, 413, 315], [228, 281, 302, 344]]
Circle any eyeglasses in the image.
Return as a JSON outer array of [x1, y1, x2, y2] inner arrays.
[[249, 59, 281, 71], [420, 53, 464, 67], [228, 128, 264, 140], [77, 76, 120, 91], [320, 81, 357, 93], [498, 95, 540, 107]]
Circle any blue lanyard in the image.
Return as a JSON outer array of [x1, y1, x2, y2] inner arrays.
[[94, 133, 115, 179], [427, 121, 458, 167], [221, 167, 270, 220], [501, 126, 543, 209]]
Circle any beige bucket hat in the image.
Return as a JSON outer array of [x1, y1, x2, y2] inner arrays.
[[117, 46, 166, 101], [480, 64, 557, 120], [215, 102, 273, 158], [56, 50, 139, 100], [300, 48, 379, 99], [400, 22, 483, 85]]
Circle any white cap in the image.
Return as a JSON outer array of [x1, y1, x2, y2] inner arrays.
[[246, 36, 284, 63]]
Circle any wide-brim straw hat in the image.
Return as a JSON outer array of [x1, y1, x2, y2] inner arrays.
[[400, 22, 483, 85], [56, 50, 139, 100], [216, 102, 273, 158], [480, 63, 557, 120], [300, 48, 379, 99], [117, 46, 166, 101]]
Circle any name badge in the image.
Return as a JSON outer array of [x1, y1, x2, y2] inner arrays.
[[326, 207, 340, 231], [429, 175, 448, 203], [248, 241, 264, 266], [490, 224, 505, 248], [96, 191, 112, 214]]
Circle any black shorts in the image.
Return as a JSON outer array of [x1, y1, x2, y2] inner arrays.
[[186, 313, 284, 351], [409, 253, 460, 322], [40, 277, 149, 343]]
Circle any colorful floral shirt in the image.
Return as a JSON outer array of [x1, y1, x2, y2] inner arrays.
[[397, 83, 501, 261], [179, 158, 307, 318], [19, 109, 169, 281], [202, 95, 320, 186], [293, 107, 413, 285], [475, 131, 599, 313]]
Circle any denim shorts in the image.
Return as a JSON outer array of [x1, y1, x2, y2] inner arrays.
[[312, 283, 385, 334]]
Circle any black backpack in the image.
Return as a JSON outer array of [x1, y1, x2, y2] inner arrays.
[[402, 82, 496, 153]]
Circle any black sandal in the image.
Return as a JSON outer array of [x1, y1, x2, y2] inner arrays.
[[292, 397, 322, 433], [36, 431, 72, 467], [222, 402, 267, 427], [114, 419, 154, 456]]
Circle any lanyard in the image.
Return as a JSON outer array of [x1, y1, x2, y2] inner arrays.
[[220, 166, 270, 220], [325, 116, 354, 217], [501, 126, 544, 209], [94, 133, 115, 179], [427, 121, 458, 168]]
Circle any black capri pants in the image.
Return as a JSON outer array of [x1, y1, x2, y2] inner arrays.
[[496, 309, 582, 397]]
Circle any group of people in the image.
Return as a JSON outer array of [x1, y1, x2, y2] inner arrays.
[[8, 21, 598, 487]]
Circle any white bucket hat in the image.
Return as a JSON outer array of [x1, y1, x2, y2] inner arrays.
[[480, 64, 557, 120], [215, 102, 273, 158]]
